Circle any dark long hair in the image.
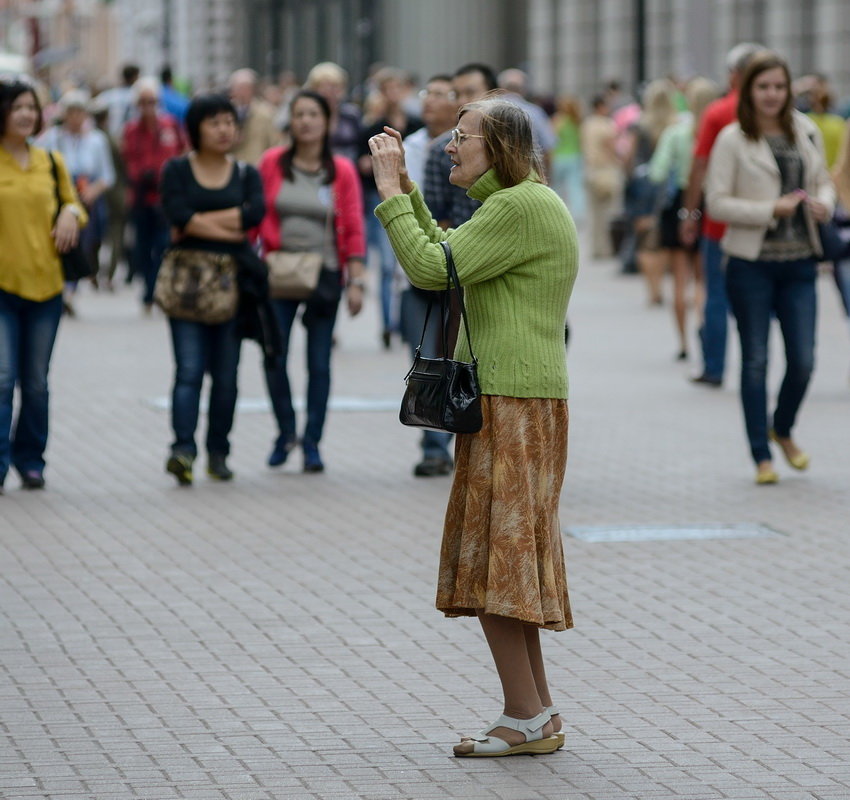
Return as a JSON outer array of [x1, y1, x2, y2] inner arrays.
[[0, 80, 44, 137], [280, 90, 336, 185], [737, 50, 795, 141]]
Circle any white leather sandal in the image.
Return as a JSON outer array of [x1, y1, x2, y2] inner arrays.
[[547, 705, 565, 749], [454, 710, 560, 757]]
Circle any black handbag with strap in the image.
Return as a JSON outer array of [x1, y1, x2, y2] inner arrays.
[[399, 240, 482, 434], [47, 152, 94, 282]]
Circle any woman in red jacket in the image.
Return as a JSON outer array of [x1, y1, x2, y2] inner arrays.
[[258, 91, 366, 472]]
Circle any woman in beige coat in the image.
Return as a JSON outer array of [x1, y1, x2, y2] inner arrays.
[[705, 51, 835, 485]]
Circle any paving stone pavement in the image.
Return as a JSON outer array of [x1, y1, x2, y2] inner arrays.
[[1, 240, 850, 800]]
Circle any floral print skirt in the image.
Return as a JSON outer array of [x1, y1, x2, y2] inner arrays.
[[436, 395, 573, 631]]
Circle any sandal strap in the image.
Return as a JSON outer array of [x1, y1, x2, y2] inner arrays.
[[546, 705, 560, 717], [482, 710, 552, 742]]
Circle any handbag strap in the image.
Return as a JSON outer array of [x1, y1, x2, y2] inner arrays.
[[439, 240, 476, 362], [48, 151, 62, 222]]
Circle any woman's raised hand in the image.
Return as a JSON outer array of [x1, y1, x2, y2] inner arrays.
[[368, 126, 412, 200]]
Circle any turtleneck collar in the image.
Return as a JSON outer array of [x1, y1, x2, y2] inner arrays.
[[467, 168, 504, 202], [467, 168, 542, 201]]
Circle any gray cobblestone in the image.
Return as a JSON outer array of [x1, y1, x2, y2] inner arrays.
[[1, 241, 849, 800]]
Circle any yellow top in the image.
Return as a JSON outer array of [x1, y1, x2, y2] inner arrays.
[[0, 144, 88, 302]]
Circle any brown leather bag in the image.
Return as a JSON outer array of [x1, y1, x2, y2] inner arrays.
[[154, 248, 239, 324]]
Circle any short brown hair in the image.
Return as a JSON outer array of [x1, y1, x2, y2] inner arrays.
[[0, 80, 43, 138], [460, 97, 543, 188], [737, 50, 794, 141]]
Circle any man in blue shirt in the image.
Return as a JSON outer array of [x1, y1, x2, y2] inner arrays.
[[159, 66, 189, 124]]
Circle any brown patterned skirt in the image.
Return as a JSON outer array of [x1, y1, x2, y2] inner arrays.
[[436, 395, 573, 631]]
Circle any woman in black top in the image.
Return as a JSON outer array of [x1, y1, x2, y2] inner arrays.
[[160, 94, 265, 486]]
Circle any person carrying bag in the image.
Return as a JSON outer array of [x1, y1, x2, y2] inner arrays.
[[256, 90, 367, 473], [369, 101, 579, 758], [158, 94, 265, 486]]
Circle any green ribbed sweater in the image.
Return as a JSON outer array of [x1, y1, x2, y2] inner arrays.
[[375, 168, 579, 398]]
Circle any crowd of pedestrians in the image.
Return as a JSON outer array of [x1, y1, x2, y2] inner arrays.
[[3, 39, 850, 760], [3, 47, 850, 489]]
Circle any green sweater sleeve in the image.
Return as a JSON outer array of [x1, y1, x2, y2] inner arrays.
[[375, 183, 520, 290], [408, 183, 447, 243]]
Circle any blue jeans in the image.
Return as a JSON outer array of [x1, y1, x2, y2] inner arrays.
[[725, 257, 817, 464], [264, 298, 338, 448], [399, 288, 453, 461], [0, 291, 63, 482], [133, 204, 169, 305], [698, 237, 729, 380], [834, 258, 850, 316], [169, 317, 241, 457], [365, 188, 398, 333]]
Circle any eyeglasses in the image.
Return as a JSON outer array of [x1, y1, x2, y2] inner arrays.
[[419, 88, 456, 101], [449, 127, 484, 147]]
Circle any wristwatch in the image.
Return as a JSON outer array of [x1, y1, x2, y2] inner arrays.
[[63, 204, 82, 219], [677, 208, 702, 221]]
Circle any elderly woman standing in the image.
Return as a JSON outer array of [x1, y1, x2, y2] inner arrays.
[[0, 80, 87, 492], [705, 51, 835, 484], [369, 99, 578, 757]]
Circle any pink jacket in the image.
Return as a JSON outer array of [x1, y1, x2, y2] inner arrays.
[[257, 148, 366, 273]]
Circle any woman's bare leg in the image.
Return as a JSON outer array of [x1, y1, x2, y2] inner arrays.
[[453, 612, 553, 754], [523, 625, 559, 733], [638, 245, 667, 305], [671, 247, 690, 355]]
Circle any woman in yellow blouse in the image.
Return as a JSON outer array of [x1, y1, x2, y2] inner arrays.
[[0, 79, 87, 492]]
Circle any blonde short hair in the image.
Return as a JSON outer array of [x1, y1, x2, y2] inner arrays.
[[305, 62, 348, 90], [684, 77, 720, 122]]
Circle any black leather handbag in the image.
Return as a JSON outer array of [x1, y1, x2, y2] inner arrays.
[[399, 240, 482, 434], [48, 152, 94, 282], [818, 219, 850, 262]]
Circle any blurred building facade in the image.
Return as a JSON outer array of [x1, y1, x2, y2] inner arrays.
[[4, 0, 850, 106], [528, 0, 850, 102], [110, 0, 245, 90], [1, 0, 118, 89]]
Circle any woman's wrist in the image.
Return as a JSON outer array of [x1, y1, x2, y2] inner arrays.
[[376, 180, 403, 201], [346, 260, 366, 289]]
